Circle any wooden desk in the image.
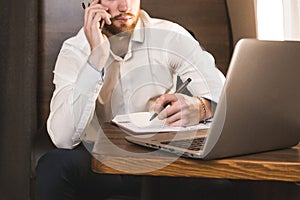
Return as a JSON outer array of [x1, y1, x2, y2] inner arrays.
[[91, 123, 300, 183]]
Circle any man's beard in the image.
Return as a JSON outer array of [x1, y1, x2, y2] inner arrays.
[[103, 10, 140, 36]]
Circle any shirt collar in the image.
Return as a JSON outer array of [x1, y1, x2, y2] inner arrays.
[[131, 17, 144, 43]]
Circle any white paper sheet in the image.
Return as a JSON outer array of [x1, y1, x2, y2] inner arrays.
[[112, 112, 211, 134]]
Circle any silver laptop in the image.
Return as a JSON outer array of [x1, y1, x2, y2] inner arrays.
[[125, 39, 300, 160]]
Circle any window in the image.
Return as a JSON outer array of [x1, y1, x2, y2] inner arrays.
[[256, 0, 300, 40]]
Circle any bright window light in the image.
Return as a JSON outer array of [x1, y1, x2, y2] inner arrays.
[[256, 0, 284, 40]]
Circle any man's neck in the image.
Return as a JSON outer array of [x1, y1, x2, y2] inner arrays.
[[107, 31, 132, 58]]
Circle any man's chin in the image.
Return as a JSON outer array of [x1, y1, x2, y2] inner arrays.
[[103, 13, 140, 36], [103, 24, 134, 36]]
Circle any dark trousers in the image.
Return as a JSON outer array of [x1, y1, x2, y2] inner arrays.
[[35, 144, 141, 200], [35, 144, 235, 200]]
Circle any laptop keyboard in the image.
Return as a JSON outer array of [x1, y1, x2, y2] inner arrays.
[[161, 137, 206, 151]]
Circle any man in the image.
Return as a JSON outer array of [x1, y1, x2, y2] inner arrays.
[[36, 0, 228, 199]]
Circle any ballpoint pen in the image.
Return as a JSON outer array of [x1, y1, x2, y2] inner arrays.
[[149, 78, 192, 121]]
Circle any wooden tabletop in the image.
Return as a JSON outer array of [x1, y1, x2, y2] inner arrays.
[[91, 123, 300, 182]]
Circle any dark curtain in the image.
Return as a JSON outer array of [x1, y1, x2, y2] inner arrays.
[[0, 0, 38, 199]]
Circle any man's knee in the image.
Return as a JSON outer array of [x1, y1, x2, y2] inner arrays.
[[39, 145, 90, 167], [36, 146, 92, 186]]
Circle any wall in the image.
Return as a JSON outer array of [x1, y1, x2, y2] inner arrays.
[[226, 0, 257, 45], [0, 0, 38, 199]]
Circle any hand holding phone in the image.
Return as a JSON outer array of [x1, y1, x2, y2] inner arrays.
[[82, 1, 110, 30], [83, 0, 111, 50], [83, 0, 111, 71]]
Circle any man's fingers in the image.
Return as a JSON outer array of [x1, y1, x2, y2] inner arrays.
[[154, 94, 178, 112], [165, 112, 181, 125], [84, 3, 110, 27], [89, 0, 100, 7], [85, 8, 111, 31], [157, 101, 180, 120]]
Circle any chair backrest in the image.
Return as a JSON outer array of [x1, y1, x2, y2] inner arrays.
[[38, 0, 233, 127]]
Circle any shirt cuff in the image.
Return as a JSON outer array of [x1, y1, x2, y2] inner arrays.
[[75, 62, 103, 96]]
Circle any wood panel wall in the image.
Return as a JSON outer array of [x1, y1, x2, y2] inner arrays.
[[226, 0, 257, 45], [38, 0, 233, 126], [141, 0, 233, 72]]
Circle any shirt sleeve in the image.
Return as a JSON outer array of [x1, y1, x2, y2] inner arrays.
[[47, 45, 103, 149], [165, 28, 225, 103]]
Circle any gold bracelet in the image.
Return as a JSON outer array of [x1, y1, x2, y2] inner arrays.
[[196, 97, 207, 124]]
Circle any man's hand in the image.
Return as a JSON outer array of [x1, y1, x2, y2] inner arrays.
[[84, 0, 111, 50], [153, 93, 212, 126], [84, 0, 111, 70]]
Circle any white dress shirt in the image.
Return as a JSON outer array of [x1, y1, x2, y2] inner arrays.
[[47, 10, 225, 149]]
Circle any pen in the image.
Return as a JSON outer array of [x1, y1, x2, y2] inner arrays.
[[149, 78, 192, 121]]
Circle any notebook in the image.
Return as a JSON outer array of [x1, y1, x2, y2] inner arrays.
[[125, 39, 300, 160], [112, 112, 211, 134]]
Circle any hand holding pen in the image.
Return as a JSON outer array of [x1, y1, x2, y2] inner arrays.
[[149, 78, 192, 121]]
